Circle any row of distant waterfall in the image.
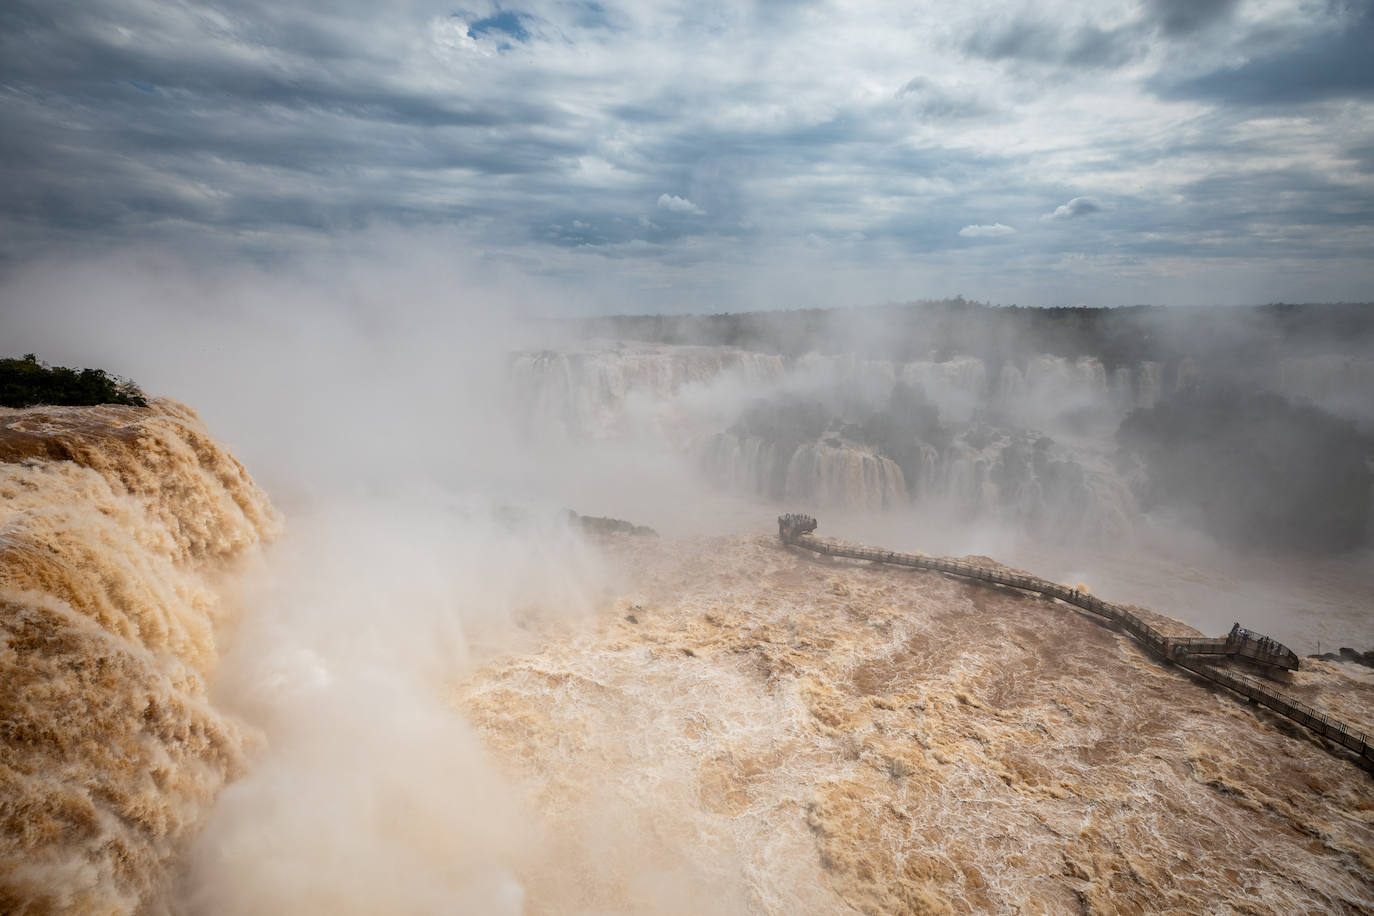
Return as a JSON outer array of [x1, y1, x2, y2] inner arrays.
[[512, 344, 1306, 537], [511, 344, 1373, 442], [510, 343, 1373, 542], [698, 425, 1134, 538], [513, 347, 1155, 440]]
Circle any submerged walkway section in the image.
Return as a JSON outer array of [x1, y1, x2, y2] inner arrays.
[[776, 514, 1374, 771]]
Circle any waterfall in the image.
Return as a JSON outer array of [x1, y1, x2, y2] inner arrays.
[[783, 440, 908, 511]]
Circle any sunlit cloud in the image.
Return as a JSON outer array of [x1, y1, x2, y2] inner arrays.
[[1042, 197, 1102, 221], [657, 194, 704, 216], [959, 223, 1017, 238]]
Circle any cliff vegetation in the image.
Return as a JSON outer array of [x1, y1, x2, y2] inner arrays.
[[0, 354, 148, 408]]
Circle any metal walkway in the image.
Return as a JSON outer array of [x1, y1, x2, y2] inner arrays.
[[777, 514, 1374, 771]]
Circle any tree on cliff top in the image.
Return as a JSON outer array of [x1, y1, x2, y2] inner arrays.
[[0, 354, 148, 408]]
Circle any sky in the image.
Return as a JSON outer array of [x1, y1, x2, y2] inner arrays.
[[1, 0, 1372, 312]]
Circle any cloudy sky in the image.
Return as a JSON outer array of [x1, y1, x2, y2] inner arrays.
[[1, 0, 1371, 311]]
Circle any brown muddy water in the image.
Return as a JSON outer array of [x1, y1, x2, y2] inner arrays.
[[457, 533, 1374, 915], [3, 403, 1372, 915], [0, 402, 278, 914]]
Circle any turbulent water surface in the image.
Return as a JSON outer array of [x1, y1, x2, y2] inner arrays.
[[0, 401, 278, 914], [4, 398, 1374, 915], [460, 532, 1374, 914]]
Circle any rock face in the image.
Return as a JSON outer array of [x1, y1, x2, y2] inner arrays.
[[567, 510, 659, 537], [1118, 388, 1373, 552], [1310, 648, 1374, 668]]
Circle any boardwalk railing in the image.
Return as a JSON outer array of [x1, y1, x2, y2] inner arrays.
[[778, 515, 1373, 770]]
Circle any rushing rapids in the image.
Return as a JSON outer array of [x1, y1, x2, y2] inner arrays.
[[777, 515, 1374, 770], [5, 393, 1373, 915], [0, 401, 278, 914], [458, 527, 1374, 914]]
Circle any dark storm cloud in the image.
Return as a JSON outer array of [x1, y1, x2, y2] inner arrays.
[[1034, 164, 1374, 263], [896, 78, 993, 120], [1348, 141, 1374, 173], [1154, 7, 1374, 104], [0, 13, 549, 129], [1180, 166, 1374, 233], [0, 0, 1370, 306], [962, 17, 1139, 69], [962, 0, 1249, 73], [0, 0, 592, 251], [1142, 0, 1240, 37]]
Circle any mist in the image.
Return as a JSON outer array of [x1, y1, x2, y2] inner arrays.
[[6, 0, 1374, 905], [10, 245, 1363, 658], [508, 297, 1374, 654], [4, 235, 1373, 912], [0, 236, 778, 912], [180, 500, 607, 915]]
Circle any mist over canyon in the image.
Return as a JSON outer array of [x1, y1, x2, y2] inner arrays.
[[5, 394, 1373, 916], [4, 0, 1373, 903], [509, 301, 1374, 656], [4, 267, 1374, 915], [514, 301, 1374, 553]]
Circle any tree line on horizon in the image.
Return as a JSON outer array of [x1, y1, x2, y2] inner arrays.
[[0, 354, 148, 409], [575, 299, 1374, 368]]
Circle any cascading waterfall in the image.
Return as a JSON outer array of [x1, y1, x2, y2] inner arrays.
[[510, 341, 1366, 546], [0, 401, 279, 915], [782, 439, 908, 512], [509, 343, 786, 441], [5, 360, 1370, 916], [700, 432, 782, 500]]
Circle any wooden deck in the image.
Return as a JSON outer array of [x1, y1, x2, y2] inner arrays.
[[778, 515, 1373, 771]]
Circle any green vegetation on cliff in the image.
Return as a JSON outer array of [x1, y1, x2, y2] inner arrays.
[[0, 354, 148, 408]]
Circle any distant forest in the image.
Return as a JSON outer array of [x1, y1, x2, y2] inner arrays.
[[575, 300, 1374, 368], [0, 355, 147, 408]]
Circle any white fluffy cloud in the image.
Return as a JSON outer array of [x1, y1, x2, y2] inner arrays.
[[657, 194, 703, 216], [1042, 197, 1103, 221], [958, 223, 1017, 238]]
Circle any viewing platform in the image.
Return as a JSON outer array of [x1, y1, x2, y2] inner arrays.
[[778, 514, 1370, 771]]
